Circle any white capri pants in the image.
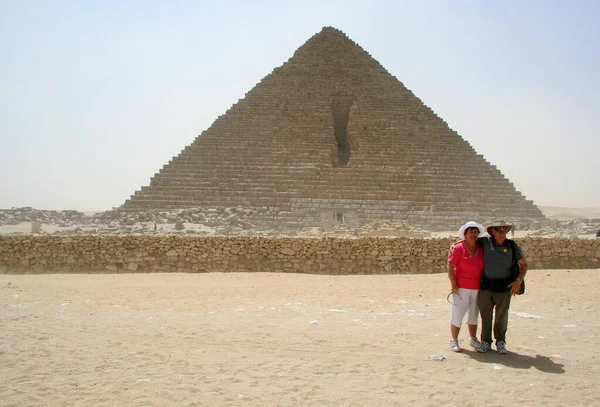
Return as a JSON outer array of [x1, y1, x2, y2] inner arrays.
[[450, 288, 479, 327]]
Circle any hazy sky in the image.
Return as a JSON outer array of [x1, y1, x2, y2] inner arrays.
[[1, 0, 598, 211]]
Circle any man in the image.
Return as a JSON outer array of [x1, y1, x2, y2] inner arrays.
[[476, 220, 528, 354]]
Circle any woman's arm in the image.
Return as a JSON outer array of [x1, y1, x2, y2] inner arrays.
[[448, 262, 458, 294]]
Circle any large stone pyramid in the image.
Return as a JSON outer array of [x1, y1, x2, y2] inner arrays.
[[123, 27, 543, 231]]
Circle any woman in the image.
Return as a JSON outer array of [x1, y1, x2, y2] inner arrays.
[[447, 221, 485, 352]]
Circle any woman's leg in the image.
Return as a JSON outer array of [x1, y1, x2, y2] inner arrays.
[[450, 289, 469, 352], [451, 324, 461, 340], [466, 289, 480, 338]]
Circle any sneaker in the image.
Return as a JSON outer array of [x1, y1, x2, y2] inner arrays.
[[450, 339, 461, 352], [469, 337, 482, 349], [496, 340, 508, 354], [477, 341, 491, 353]]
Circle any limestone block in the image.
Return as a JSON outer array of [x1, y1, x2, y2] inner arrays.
[[280, 247, 296, 256]]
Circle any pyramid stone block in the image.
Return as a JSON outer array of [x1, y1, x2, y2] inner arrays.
[[123, 27, 544, 231]]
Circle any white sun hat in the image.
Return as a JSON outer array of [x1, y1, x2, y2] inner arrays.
[[457, 221, 485, 238]]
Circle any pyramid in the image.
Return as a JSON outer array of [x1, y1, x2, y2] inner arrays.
[[123, 27, 544, 231]]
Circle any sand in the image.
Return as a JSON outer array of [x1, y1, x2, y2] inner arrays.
[[1, 270, 599, 406]]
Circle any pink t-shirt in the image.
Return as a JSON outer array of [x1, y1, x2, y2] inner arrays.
[[448, 241, 484, 290]]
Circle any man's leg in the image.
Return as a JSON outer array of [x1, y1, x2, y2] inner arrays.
[[478, 290, 494, 343], [492, 291, 512, 342]]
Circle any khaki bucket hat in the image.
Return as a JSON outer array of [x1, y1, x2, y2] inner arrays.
[[486, 220, 512, 235]]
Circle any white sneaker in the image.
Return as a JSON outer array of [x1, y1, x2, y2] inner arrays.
[[496, 340, 508, 354], [469, 337, 482, 349], [450, 339, 461, 352], [477, 341, 491, 353]]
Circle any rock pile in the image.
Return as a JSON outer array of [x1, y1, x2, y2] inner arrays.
[[526, 219, 600, 237], [0, 207, 88, 226], [1, 207, 598, 238], [0, 207, 434, 237]]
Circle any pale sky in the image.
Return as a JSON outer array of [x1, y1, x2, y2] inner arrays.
[[1, 0, 598, 211]]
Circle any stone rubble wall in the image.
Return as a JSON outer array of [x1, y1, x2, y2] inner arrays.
[[1, 236, 598, 274]]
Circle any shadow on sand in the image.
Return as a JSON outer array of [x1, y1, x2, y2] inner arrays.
[[462, 349, 565, 374]]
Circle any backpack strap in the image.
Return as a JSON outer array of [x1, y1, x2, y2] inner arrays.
[[507, 239, 515, 262], [507, 239, 520, 277]]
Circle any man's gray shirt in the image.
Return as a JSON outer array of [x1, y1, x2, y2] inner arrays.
[[477, 236, 524, 280]]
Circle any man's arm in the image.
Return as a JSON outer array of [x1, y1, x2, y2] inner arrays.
[[513, 240, 525, 262], [517, 257, 528, 281], [476, 236, 485, 248], [508, 257, 528, 295]]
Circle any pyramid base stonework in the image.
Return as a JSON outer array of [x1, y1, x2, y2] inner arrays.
[[124, 199, 541, 233], [279, 199, 534, 232]]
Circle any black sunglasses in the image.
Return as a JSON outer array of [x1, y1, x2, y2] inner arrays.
[[493, 227, 509, 233]]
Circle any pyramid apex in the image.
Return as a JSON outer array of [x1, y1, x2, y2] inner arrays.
[[314, 26, 350, 38], [294, 26, 359, 57], [320, 26, 346, 33]]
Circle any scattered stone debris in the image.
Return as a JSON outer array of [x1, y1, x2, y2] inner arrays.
[[0, 206, 291, 237], [0, 207, 598, 238], [526, 219, 600, 237], [0, 207, 87, 226]]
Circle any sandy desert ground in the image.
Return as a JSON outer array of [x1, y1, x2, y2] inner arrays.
[[1, 270, 599, 407]]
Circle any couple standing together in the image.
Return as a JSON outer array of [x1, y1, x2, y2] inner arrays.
[[447, 220, 528, 354]]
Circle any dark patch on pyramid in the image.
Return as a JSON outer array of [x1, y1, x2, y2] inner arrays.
[[123, 27, 543, 231]]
